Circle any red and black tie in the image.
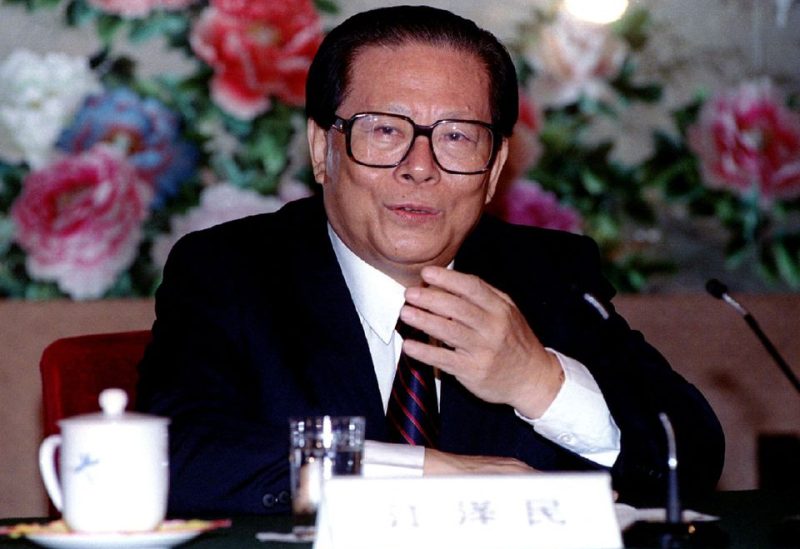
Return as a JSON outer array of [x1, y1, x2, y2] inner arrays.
[[386, 320, 440, 448]]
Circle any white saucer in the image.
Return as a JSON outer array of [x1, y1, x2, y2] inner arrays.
[[26, 529, 201, 549], [9, 519, 229, 549]]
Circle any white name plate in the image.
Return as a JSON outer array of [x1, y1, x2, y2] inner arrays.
[[313, 472, 622, 549]]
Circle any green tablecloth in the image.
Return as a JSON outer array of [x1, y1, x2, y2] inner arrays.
[[1, 490, 797, 548]]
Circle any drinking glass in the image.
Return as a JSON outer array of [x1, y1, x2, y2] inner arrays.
[[289, 416, 365, 538]]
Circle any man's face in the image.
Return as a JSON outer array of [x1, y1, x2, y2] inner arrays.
[[308, 42, 508, 286]]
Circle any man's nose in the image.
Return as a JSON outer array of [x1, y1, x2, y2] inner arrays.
[[397, 136, 439, 183]]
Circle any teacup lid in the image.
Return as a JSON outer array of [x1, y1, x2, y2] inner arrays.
[[59, 388, 169, 427]]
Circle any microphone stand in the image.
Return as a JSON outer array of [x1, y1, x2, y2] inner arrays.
[[622, 414, 728, 548], [659, 413, 681, 526], [705, 278, 800, 393], [705, 279, 800, 546]]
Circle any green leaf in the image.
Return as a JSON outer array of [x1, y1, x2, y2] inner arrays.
[[65, 0, 96, 27], [723, 240, 752, 270], [0, 216, 14, 256], [739, 194, 763, 243], [252, 133, 288, 176], [0, 162, 24, 209], [95, 13, 124, 45], [787, 93, 800, 111], [100, 55, 138, 86], [672, 97, 705, 135], [24, 281, 64, 300], [214, 155, 247, 187], [613, 7, 650, 50], [8, 0, 61, 9], [0, 274, 26, 299], [580, 169, 606, 195], [622, 82, 663, 103], [610, 59, 663, 104], [589, 212, 620, 244], [104, 272, 135, 297], [128, 12, 187, 43], [314, 0, 339, 15], [768, 239, 800, 287]]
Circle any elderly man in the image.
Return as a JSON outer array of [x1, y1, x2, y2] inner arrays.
[[136, 5, 724, 516]]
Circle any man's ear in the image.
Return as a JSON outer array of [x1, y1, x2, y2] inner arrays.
[[484, 137, 509, 204], [307, 118, 328, 185]]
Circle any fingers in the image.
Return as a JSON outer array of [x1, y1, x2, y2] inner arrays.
[[401, 335, 460, 372], [423, 448, 537, 475], [399, 303, 465, 355], [400, 266, 559, 415], [420, 265, 512, 306], [405, 267, 511, 328], [401, 267, 509, 350]]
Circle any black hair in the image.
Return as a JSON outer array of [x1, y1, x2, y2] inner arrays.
[[305, 5, 518, 137]]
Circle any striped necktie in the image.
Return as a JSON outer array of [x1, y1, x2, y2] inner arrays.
[[386, 320, 440, 448]]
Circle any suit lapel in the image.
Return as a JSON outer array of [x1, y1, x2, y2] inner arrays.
[[454, 215, 561, 340], [283, 198, 387, 440]]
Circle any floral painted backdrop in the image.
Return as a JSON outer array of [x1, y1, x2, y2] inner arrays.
[[0, 0, 799, 299]]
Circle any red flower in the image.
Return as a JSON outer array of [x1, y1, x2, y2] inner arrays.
[[10, 146, 152, 299], [688, 79, 800, 202], [190, 0, 323, 120]]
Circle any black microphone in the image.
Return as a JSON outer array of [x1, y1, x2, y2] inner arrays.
[[705, 278, 800, 394], [623, 413, 728, 548], [659, 413, 681, 525]]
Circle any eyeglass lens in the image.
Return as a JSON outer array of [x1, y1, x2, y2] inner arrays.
[[348, 113, 494, 174]]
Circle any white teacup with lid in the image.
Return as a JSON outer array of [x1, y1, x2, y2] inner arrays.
[[38, 388, 169, 533]]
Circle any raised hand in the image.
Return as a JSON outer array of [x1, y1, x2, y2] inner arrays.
[[401, 265, 564, 419]]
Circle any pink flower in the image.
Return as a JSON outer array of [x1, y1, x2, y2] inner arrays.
[[87, 0, 195, 18], [151, 183, 284, 269], [190, 0, 323, 120], [10, 146, 152, 299], [688, 79, 800, 202], [522, 12, 627, 108], [489, 179, 582, 233]]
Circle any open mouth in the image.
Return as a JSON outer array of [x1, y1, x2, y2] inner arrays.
[[389, 203, 439, 216]]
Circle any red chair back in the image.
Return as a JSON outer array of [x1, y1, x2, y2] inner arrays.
[[40, 331, 152, 436]]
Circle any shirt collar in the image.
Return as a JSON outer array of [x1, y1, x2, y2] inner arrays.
[[328, 224, 406, 345]]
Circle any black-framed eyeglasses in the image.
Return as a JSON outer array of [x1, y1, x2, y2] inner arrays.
[[331, 112, 500, 175]]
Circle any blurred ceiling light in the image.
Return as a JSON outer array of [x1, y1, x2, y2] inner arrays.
[[562, 0, 630, 24]]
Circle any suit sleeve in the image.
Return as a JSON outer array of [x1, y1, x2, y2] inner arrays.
[[547, 235, 725, 507], [135, 229, 291, 516]]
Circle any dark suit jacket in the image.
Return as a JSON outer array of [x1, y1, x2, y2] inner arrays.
[[136, 195, 724, 516]]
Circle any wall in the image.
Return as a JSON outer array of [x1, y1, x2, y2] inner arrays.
[[0, 300, 155, 517], [615, 294, 800, 490]]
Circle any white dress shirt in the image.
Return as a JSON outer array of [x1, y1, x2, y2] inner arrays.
[[328, 225, 620, 476]]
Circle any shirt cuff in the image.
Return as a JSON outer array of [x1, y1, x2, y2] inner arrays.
[[362, 440, 424, 477], [515, 349, 621, 467]]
